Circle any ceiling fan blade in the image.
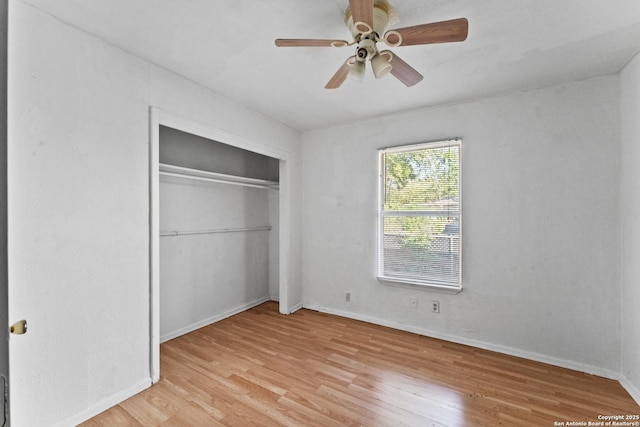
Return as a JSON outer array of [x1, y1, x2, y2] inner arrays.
[[349, 0, 374, 34], [384, 18, 468, 47], [325, 56, 356, 89], [275, 39, 350, 47], [385, 51, 424, 87]]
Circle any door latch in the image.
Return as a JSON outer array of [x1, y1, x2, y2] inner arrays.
[[10, 320, 27, 335]]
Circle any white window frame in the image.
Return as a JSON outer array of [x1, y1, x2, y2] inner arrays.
[[377, 139, 462, 293]]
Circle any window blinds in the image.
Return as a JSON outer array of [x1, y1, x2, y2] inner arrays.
[[378, 140, 461, 288]]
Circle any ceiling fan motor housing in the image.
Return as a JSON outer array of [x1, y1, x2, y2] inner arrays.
[[345, 1, 392, 38]]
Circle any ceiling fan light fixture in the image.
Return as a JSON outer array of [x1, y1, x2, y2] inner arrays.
[[371, 53, 392, 79], [348, 59, 366, 82]]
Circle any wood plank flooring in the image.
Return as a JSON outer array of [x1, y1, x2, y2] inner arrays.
[[83, 301, 639, 426]]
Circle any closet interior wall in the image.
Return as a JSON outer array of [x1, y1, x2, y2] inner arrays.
[[159, 126, 279, 342]]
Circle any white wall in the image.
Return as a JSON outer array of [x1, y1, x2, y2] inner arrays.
[[301, 76, 622, 376], [621, 52, 640, 402], [7, 2, 301, 426]]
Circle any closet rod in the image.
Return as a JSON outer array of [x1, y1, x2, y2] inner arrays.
[[160, 226, 272, 237], [159, 171, 273, 189]]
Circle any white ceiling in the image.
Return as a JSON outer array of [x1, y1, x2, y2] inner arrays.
[[18, 0, 640, 132]]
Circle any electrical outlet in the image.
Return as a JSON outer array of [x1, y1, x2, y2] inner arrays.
[[409, 296, 418, 308], [431, 301, 440, 314], [345, 292, 351, 303]]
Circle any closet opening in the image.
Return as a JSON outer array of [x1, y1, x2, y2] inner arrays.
[[149, 108, 292, 383]]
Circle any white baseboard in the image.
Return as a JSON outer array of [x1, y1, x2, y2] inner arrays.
[[315, 305, 621, 381], [161, 296, 270, 343], [54, 378, 150, 427], [289, 301, 304, 313], [304, 303, 320, 312], [621, 375, 640, 405]]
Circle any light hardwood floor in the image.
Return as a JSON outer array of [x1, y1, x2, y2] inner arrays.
[[83, 302, 639, 426]]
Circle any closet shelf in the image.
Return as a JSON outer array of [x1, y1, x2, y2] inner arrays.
[[159, 163, 279, 189], [160, 226, 272, 237]]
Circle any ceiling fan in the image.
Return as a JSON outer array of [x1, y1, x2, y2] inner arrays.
[[275, 0, 468, 89]]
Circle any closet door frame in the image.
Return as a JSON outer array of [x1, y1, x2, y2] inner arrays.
[[148, 107, 293, 383]]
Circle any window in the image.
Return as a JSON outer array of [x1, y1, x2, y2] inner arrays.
[[378, 139, 461, 290]]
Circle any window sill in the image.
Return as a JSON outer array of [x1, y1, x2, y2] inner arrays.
[[377, 276, 463, 294]]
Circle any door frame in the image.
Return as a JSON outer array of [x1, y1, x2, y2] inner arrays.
[[1, 0, 9, 424], [148, 107, 293, 382]]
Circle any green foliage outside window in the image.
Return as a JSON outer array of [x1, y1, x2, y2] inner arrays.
[[383, 146, 459, 250]]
